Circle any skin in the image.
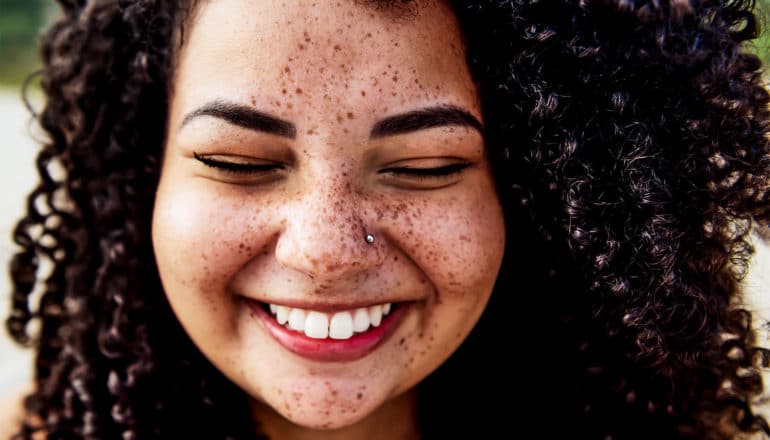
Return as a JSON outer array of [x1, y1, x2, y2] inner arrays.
[[152, 0, 505, 438]]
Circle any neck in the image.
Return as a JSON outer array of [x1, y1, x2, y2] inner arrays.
[[250, 389, 419, 440]]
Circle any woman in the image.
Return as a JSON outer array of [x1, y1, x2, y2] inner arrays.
[[3, 0, 770, 438]]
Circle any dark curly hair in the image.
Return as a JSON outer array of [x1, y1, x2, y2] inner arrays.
[[6, 0, 770, 438]]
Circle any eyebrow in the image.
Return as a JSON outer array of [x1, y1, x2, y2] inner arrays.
[[370, 105, 483, 139], [180, 101, 483, 139], [180, 101, 297, 138]]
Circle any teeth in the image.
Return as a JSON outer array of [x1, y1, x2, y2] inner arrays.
[[304, 311, 329, 339], [352, 308, 370, 333], [266, 302, 393, 341], [276, 306, 290, 325], [288, 308, 306, 331], [369, 305, 383, 327], [329, 311, 354, 339]]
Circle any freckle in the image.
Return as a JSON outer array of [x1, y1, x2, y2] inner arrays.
[[357, 393, 363, 400], [347, 112, 354, 119], [284, 66, 291, 73], [334, 44, 341, 51], [282, 89, 287, 95], [287, 103, 293, 109], [298, 43, 306, 50], [251, 96, 256, 105], [336, 114, 344, 123], [399, 337, 405, 345], [392, 75, 398, 82], [360, 90, 366, 96], [296, 88, 303, 94]]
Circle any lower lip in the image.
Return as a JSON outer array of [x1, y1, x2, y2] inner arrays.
[[245, 299, 408, 362]]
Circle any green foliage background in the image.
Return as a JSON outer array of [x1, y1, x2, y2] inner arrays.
[[0, 1, 769, 87], [0, 0, 47, 86], [755, 0, 770, 69]]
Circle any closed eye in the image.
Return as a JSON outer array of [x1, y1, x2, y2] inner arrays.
[[194, 152, 285, 174], [379, 163, 470, 179]]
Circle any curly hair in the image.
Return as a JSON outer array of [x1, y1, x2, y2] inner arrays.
[[6, 0, 770, 438]]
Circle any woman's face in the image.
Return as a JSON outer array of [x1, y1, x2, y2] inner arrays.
[[153, 0, 505, 432]]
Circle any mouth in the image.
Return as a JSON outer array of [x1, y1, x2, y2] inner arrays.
[[244, 299, 408, 362], [264, 302, 395, 340]]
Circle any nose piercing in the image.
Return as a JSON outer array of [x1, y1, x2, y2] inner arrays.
[[365, 233, 375, 244]]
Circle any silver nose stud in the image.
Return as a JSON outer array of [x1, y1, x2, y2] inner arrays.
[[365, 233, 375, 244]]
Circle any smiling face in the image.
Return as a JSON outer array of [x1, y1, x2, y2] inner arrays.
[[152, 0, 505, 435]]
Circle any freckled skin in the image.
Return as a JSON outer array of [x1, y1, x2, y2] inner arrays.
[[152, 0, 504, 439]]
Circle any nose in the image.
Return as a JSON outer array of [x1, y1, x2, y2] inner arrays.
[[275, 181, 385, 282]]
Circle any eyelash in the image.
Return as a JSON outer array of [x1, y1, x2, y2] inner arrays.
[[194, 153, 284, 174], [379, 163, 470, 179], [194, 153, 470, 179]]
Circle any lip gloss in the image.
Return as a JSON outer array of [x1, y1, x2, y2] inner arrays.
[[245, 299, 408, 362]]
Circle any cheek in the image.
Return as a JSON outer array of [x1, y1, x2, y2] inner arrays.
[[386, 186, 505, 301], [151, 184, 273, 291]]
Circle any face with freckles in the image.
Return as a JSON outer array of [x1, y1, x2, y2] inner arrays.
[[152, 0, 505, 434]]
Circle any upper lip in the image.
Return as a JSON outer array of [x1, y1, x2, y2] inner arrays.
[[240, 296, 412, 313]]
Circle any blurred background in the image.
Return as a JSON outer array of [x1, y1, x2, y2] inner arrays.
[[0, 0, 50, 401], [0, 0, 52, 402], [1, 0, 770, 411]]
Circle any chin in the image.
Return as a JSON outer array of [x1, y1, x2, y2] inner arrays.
[[281, 405, 371, 431]]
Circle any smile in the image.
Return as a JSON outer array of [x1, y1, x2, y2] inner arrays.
[[245, 299, 407, 362], [267, 302, 393, 340]]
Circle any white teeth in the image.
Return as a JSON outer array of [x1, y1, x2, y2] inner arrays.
[[266, 302, 394, 340], [352, 308, 370, 333], [329, 311, 354, 339], [369, 305, 383, 327], [304, 311, 329, 339], [288, 308, 306, 331], [276, 306, 289, 325]]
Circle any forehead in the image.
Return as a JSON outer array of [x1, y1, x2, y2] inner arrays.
[[173, 0, 476, 118]]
